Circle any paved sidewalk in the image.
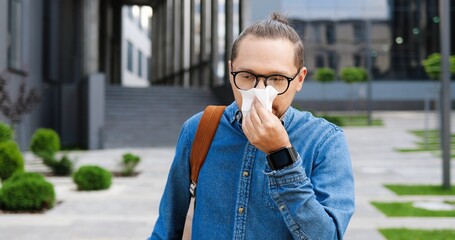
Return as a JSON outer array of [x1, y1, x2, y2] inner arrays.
[[344, 111, 455, 240], [0, 111, 454, 239]]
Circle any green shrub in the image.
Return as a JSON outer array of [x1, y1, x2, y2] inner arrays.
[[7, 171, 45, 182], [422, 53, 455, 80], [0, 122, 14, 143], [30, 128, 61, 159], [0, 175, 55, 211], [313, 68, 335, 83], [43, 154, 74, 176], [52, 155, 74, 176], [320, 115, 344, 126], [340, 67, 368, 84], [121, 153, 141, 176], [0, 140, 24, 181], [73, 165, 112, 191]]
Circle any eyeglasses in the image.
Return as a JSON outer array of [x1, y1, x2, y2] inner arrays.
[[230, 64, 300, 95]]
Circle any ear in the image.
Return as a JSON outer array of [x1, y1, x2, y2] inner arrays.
[[295, 67, 307, 92], [228, 60, 233, 85]]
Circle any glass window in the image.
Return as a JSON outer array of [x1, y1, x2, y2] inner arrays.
[[353, 54, 362, 67], [147, 57, 151, 82], [328, 52, 338, 70], [290, 19, 305, 40], [127, 41, 134, 72], [353, 22, 365, 44], [131, 5, 141, 27], [8, 0, 23, 70], [312, 24, 321, 43], [315, 55, 324, 68], [138, 50, 142, 77], [128, 6, 134, 19], [326, 22, 336, 44]]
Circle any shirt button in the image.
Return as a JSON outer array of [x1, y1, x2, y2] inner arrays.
[[238, 207, 244, 214], [243, 171, 249, 177], [280, 205, 286, 211]]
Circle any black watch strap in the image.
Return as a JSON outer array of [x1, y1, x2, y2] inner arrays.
[[266, 146, 298, 170]]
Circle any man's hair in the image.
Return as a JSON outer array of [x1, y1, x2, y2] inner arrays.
[[230, 13, 304, 69]]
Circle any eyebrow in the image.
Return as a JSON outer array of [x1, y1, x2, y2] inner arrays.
[[232, 66, 292, 76]]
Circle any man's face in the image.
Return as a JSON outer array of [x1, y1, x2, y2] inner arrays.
[[229, 36, 307, 118]]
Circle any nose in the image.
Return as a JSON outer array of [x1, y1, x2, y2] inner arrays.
[[255, 77, 267, 89]]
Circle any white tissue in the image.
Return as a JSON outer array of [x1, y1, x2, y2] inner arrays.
[[239, 86, 278, 117]]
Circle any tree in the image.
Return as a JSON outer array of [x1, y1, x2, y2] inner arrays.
[[422, 53, 455, 80], [340, 67, 368, 84], [0, 73, 42, 131]]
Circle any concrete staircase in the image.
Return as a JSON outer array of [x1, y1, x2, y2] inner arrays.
[[104, 86, 222, 148]]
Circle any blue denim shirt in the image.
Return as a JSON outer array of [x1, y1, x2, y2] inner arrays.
[[149, 102, 355, 240]]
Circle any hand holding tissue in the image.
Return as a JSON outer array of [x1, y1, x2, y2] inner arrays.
[[239, 86, 278, 117]]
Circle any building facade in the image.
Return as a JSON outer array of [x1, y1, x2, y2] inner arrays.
[[251, 0, 455, 81], [0, 0, 244, 149], [122, 5, 152, 87]]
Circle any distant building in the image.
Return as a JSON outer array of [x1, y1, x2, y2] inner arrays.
[[248, 0, 454, 81], [121, 5, 152, 87]]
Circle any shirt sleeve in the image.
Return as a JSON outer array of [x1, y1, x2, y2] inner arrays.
[[264, 128, 355, 240], [148, 121, 193, 240]]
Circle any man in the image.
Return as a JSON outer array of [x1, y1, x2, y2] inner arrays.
[[149, 13, 355, 240]]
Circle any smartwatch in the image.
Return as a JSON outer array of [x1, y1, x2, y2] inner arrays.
[[266, 146, 298, 170]]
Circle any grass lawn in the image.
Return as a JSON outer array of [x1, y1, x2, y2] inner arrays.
[[395, 129, 455, 157], [385, 184, 455, 195], [371, 201, 455, 217], [317, 114, 383, 127], [379, 228, 455, 240]]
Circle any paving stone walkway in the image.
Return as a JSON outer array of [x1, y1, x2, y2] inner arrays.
[[0, 111, 454, 239]]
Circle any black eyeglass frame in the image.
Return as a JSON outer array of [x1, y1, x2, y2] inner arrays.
[[230, 64, 301, 95]]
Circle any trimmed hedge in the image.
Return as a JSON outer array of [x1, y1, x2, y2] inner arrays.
[[340, 67, 368, 84], [7, 171, 45, 182], [313, 67, 335, 83], [51, 155, 73, 176], [0, 172, 55, 211], [121, 153, 141, 176], [422, 53, 455, 80], [43, 154, 74, 176], [73, 165, 112, 191], [0, 140, 24, 181], [0, 122, 13, 143], [30, 128, 61, 159]]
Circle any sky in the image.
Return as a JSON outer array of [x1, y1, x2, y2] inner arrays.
[[282, 0, 390, 20]]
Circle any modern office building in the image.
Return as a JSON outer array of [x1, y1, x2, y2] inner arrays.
[[0, 0, 453, 149], [277, 0, 454, 80]]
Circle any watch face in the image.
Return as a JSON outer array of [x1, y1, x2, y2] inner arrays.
[[267, 147, 296, 170]]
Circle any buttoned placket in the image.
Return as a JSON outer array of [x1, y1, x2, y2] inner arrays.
[[233, 143, 257, 239]]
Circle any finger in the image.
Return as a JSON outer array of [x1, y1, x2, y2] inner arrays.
[[253, 97, 273, 123]]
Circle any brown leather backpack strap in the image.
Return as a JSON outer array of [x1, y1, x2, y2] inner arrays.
[[190, 105, 226, 185], [184, 105, 225, 239]]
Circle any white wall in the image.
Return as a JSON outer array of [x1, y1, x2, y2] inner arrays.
[[121, 6, 151, 87]]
